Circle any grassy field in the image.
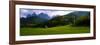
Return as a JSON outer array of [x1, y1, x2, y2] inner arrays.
[[20, 25, 90, 36]]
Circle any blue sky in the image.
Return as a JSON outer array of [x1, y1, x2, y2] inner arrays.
[[20, 8, 74, 18]]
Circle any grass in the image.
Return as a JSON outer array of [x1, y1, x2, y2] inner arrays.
[[20, 25, 90, 36]]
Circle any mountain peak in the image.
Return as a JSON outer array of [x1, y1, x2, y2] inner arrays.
[[38, 12, 50, 20]]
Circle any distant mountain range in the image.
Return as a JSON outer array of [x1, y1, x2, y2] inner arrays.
[[20, 11, 90, 23]]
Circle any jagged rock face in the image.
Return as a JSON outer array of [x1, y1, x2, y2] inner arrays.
[[38, 13, 50, 20]]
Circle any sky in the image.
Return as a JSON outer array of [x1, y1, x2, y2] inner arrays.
[[20, 8, 74, 18]]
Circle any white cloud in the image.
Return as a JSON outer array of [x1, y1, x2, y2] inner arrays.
[[50, 11, 73, 17]]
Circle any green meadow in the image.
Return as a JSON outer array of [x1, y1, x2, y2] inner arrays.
[[20, 25, 90, 36]]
